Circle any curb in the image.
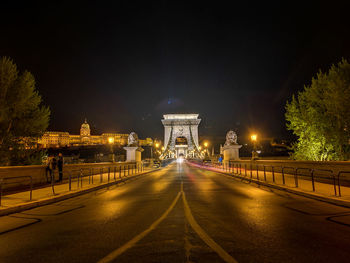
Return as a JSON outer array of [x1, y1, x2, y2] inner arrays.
[[0, 168, 160, 217], [191, 164, 350, 208]]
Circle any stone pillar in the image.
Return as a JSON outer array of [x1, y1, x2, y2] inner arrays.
[[123, 146, 144, 163], [222, 144, 242, 164]]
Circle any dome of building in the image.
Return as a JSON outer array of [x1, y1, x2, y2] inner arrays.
[[80, 118, 91, 137]]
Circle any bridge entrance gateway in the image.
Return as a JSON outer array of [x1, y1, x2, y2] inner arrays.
[[161, 114, 202, 159]]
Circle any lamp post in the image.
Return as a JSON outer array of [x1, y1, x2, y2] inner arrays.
[[108, 137, 115, 162], [155, 142, 160, 159], [204, 141, 209, 157], [251, 134, 258, 160]]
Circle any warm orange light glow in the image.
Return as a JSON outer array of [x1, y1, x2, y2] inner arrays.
[[251, 134, 257, 141], [204, 142, 208, 147], [108, 137, 115, 144], [155, 143, 160, 148]]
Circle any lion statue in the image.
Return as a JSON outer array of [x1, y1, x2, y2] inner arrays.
[[127, 132, 139, 146], [224, 130, 238, 146]]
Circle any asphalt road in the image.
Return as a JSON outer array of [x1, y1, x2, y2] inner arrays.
[[1, 161, 350, 263]]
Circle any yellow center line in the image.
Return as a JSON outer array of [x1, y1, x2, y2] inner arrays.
[[98, 179, 238, 263], [181, 189, 238, 263], [97, 190, 181, 263]]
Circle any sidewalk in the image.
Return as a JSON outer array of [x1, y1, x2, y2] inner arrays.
[[189, 162, 350, 207], [0, 167, 156, 216]]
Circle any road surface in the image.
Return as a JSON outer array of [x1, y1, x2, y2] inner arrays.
[[1, 161, 350, 263]]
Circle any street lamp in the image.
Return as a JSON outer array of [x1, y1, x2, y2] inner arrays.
[[251, 134, 257, 142], [108, 137, 115, 162], [108, 137, 114, 144], [203, 141, 209, 157], [151, 141, 160, 161], [251, 134, 258, 160]]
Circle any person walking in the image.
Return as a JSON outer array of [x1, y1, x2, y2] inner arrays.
[[57, 153, 64, 182], [218, 155, 223, 164]]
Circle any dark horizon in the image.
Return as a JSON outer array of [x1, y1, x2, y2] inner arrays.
[[2, 1, 350, 144]]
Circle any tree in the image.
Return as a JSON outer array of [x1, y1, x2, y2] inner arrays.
[[285, 59, 350, 161], [0, 57, 50, 165]]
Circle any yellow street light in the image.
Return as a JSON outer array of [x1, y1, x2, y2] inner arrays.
[[251, 134, 257, 142], [198, 146, 202, 150], [108, 137, 115, 163], [251, 134, 258, 160], [155, 143, 160, 148], [161, 146, 165, 151], [204, 142, 208, 148]]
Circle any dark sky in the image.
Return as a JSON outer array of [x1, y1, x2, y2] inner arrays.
[[1, 1, 350, 144]]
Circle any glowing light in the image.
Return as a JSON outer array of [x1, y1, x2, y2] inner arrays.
[[251, 134, 257, 141], [177, 157, 183, 163], [155, 143, 160, 148], [204, 142, 208, 147], [108, 137, 115, 144]]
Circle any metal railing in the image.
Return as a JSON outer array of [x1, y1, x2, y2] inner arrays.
[[0, 162, 146, 207], [0, 176, 33, 206], [66, 163, 143, 191], [337, 171, 350, 197], [193, 160, 350, 198]]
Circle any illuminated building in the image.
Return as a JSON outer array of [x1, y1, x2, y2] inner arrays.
[[139, 137, 154, 146], [38, 119, 153, 148]]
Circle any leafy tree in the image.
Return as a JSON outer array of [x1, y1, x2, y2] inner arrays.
[[285, 59, 350, 161], [0, 57, 50, 165]]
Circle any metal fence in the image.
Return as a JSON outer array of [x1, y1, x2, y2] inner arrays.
[[197, 160, 350, 197], [0, 163, 145, 206], [0, 176, 33, 206]]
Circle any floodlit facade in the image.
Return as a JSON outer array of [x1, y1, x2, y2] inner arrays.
[[161, 114, 201, 159], [38, 120, 152, 148]]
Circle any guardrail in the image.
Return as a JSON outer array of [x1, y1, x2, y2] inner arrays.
[[194, 160, 350, 198], [0, 176, 33, 206], [0, 162, 145, 206], [64, 163, 144, 192]]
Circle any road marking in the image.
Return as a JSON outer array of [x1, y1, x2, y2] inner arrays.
[[97, 191, 182, 263], [99, 179, 238, 263], [181, 190, 238, 263]]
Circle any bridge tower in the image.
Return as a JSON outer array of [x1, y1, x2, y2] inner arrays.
[[161, 114, 201, 159]]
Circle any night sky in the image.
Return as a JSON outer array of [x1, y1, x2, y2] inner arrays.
[[2, 1, 350, 145]]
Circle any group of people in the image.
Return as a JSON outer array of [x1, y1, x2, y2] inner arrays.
[[45, 153, 64, 183]]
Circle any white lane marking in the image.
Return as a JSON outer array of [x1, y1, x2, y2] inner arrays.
[[98, 190, 181, 263], [181, 186, 238, 263]]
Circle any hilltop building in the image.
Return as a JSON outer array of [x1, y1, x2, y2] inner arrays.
[[38, 119, 153, 148]]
